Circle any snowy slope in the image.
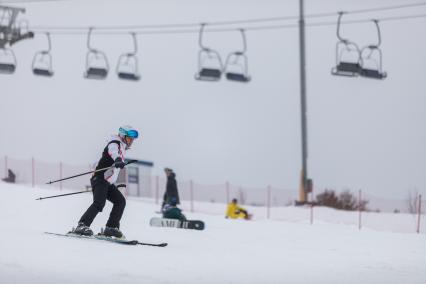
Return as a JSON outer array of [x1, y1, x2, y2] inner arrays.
[[1, 181, 425, 284]]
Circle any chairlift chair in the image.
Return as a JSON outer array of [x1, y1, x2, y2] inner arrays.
[[331, 12, 362, 77], [0, 47, 17, 74], [359, 49, 387, 79], [195, 24, 223, 81], [84, 28, 109, 80], [359, 20, 387, 80], [223, 29, 251, 82], [331, 41, 362, 77], [32, 32, 54, 77], [116, 33, 140, 81]]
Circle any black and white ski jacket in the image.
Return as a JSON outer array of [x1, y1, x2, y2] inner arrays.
[[93, 135, 127, 184]]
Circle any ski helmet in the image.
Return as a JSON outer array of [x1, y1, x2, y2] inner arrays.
[[118, 125, 139, 139]]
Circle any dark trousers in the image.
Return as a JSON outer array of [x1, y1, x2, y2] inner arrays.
[[79, 177, 126, 228]]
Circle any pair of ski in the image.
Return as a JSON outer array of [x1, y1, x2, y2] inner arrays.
[[45, 232, 167, 247]]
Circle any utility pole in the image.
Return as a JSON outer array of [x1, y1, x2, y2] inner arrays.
[[297, 0, 311, 205]]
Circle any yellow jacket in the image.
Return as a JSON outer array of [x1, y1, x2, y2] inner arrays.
[[226, 202, 247, 219]]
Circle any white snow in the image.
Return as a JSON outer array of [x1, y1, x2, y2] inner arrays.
[[1, 181, 425, 284]]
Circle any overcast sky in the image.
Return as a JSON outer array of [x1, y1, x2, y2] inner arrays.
[[1, 0, 425, 199]]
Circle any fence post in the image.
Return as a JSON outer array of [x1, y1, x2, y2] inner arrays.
[[358, 189, 362, 230], [4, 155, 7, 178], [59, 162, 63, 190], [155, 175, 159, 205], [310, 184, 314, 224], [137, 168, 141, 197], [417, 194, 422, 234], [190, 180, 194, 213], [267, 185, 271, 219], [226, 181, 230, 204], [31, 157, 35, 188], [239, 187, 244, 205]]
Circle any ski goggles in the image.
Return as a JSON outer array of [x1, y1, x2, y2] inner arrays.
[[125, 129, 139, 138]]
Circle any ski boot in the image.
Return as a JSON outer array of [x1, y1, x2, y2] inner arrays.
[[101, 227, 125, 239], [72, 222, 93, 236]]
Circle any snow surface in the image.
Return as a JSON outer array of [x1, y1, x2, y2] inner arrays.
[[1, 181, 426, 284]]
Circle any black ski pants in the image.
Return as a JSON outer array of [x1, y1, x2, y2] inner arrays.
[[79, 176, 126, 228]]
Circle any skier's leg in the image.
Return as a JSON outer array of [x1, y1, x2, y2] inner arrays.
[[105, 184, 126, 228], [240, 209, 248, 219], [78, 177, 109, 226]]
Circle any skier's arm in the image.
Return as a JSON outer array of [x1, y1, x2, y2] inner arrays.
[[108, 142, 121, 160], [107, 142, 126, 168]]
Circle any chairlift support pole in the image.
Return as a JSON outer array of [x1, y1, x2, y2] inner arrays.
[[45, 32, 52, 51], [130, 32, 137, 55], [198, 23, 207, 50], [336, 12, 346, 42], [372, 19, 381, 47], [297, 0, 310, 204], [239, 28, 247, 54], [86, 27, 95, 52]]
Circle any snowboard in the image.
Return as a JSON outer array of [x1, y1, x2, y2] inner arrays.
[[149, 217, 205, 230]]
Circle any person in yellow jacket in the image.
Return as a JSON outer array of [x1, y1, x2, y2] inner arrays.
[[226, 198, 251, 220]]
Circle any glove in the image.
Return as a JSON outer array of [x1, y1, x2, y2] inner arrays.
[[114, 157, 125, 169]]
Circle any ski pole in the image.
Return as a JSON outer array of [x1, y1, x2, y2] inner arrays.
[[35, 184, 127, 201], [45, 160, 138, 185], [36, 189, 92, 200]]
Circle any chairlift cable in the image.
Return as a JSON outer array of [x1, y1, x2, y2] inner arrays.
[[28, 1, 426, 32], [0, 0, 70, 3], [31, 23, 198, 31], [339, 1, 426, 15], [31, 13, 426, 36], [2, 0, 426, 10], [372, 13, 426, 22], [234, 13, 426, 31]]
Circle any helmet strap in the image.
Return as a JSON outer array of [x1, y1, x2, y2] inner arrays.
[[123, 136, 132, 150]]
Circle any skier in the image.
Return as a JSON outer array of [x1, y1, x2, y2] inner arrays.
[[161, 167, 180, 211], [225, 198, 251, 220], [72, 125, 139, 238], [162, 197, 186, 222]]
